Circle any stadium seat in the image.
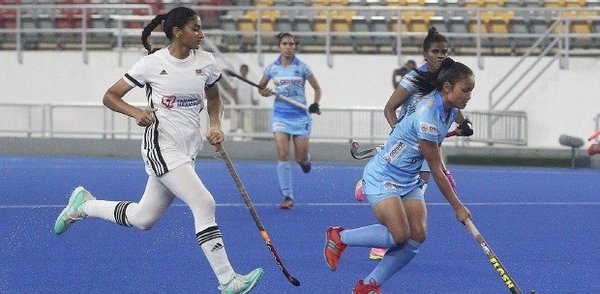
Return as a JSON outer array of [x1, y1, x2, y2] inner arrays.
[[350, 15, 372, 50], [429, 16, 448, 33], [447, 16, 475, 49], [292, 15, 318, 45], [370, 16, 393, 48], [276, 16, 294, 32], [332, 14, 353, 46], [509, 16, 534, 49]]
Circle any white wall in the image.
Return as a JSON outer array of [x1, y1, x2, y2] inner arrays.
[[1, 50, 598, 148]]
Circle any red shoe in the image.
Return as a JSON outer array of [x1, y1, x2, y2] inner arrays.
[[324, 226, 347, 271], [279, 197, 294, 209], [588, 143, 600, 156], [353, 279, 383, 294]]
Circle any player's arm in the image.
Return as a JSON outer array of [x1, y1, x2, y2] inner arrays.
[[383, 86, 410, 128], [307, 75, 322, 114], [205, 83, 224, 145], [257, 76, 273, 97], [420, 139, 470, 222], [103, 78, 156, 127]]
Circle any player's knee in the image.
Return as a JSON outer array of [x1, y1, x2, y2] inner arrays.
[[391, 229, 411, 246], [133, 218, 158, 230]]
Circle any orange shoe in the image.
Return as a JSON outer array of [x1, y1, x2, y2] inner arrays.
[[279, 197, 294, 209], [324, 226, 347, 271], [368, 247, 387, 260], [353, 279, 383, 294], [589, 143, 600, 156]]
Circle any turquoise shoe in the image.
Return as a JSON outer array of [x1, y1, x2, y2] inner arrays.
[[220, 268, 264, 294], [54, 186, 95, 235]]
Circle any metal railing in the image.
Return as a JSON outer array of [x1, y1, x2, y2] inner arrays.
[[2, 5, 600, 68], [0, 102, 527, 146]]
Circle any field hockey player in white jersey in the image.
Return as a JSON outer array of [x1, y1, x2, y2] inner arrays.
[[53, 7, 263, 294], [325, 58, 474, 294], [257, 32, 322, 209]]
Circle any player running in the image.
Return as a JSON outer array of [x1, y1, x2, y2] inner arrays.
[[325, 58, 475, 294], [257, 32, 322, 209], [53, 7, 263, 294]]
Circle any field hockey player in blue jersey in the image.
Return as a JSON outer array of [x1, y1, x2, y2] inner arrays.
[[257, 32, 322, 209], [357, 27, 473, 260], [325, 58, 475, 294]]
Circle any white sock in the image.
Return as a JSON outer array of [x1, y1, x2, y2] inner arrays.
[[196, 226, 236, 285]]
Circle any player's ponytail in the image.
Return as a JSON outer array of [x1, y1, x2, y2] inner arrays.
[[141, 7, 198, 55], [141, 14, 167, 54]]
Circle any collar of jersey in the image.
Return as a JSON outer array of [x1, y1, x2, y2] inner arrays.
[[162, 48, 195, 67], [434, 91, 457, 123], [274, 55, 300, 66]]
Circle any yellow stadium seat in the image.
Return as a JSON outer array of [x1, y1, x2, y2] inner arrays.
[[390, 15, 410, 32], [332, 15, 351, 31], [407, 11, 435, 32], [312, 0, 330, 6], [256, 0, 275, 6], [329, 0, 350, 6], [238, 15, 255, 32], [468, 18, 488, 33]]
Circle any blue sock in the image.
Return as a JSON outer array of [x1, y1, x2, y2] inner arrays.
[[277, 161, 292, 199], [339, 224, 397, 248], [365, 239, 421, 285]]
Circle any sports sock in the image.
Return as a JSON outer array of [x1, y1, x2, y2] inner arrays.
[[364, 239, 421, 285], [277, 161, 293, 199], [339, 224, 398, 248], [196, 226, 236, 286], [83, 199, 129, 225]]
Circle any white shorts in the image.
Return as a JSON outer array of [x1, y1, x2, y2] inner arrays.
[[141, 146, 195, 176]]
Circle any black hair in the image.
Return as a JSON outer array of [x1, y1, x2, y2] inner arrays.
[[413, 58, 473, 94], [276, 32, 299, 46], [141, 6, 198, 54], [422, 26, 447, 53]]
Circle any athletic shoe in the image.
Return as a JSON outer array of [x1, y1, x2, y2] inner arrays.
[[220, 268, 264, 294], [588, 143, 600, 156], [300, 154, 311, 173], [279, 197, 294, 209], [353, 279, 383, 294], [54, 186, 96, 235], [354, 179, 366, 202], [368, 247, 387, 260], [324, 226, 347, 271]]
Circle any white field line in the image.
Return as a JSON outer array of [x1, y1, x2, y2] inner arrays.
[[1, 202, 600, 209]]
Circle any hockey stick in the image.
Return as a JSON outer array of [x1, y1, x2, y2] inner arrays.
[[216, 143, 301, 286], [464, 219, 535, 294], [350, 131, 459, 160], [223, 69, 309, 110], [587, 130, 600, 141]]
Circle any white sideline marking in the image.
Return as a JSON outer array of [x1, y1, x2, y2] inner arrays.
[[1, 202, 600, 209]]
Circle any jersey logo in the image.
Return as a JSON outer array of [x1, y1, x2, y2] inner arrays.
[[195, 69, 202, 75], [159, 69, 168, 75], [420, 122, 439, 136], [161, 95, 176, 109], [383, 141, 406, 163]]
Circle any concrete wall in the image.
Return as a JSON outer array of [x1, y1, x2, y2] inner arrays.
[[1, 50, 598, 149]]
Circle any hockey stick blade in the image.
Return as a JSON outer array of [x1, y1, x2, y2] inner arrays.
[[350, 141, 377, 160], [217, 144, 300, 286], [464, 219, 532, 294]]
